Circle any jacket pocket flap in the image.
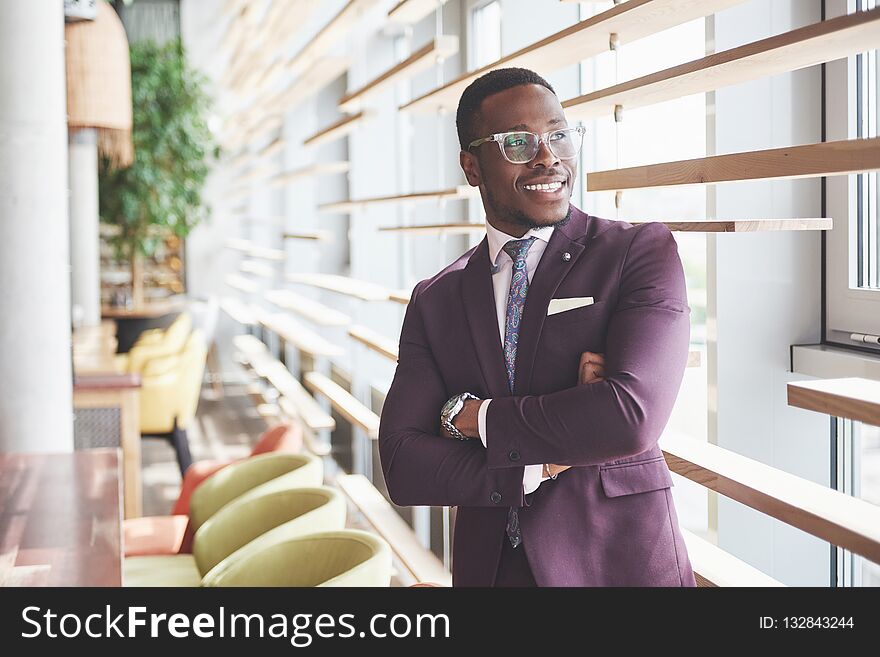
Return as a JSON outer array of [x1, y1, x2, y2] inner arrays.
[[599, 457, 674, 498]]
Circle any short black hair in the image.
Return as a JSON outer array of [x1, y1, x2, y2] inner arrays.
[[455, 67, 556, 151]]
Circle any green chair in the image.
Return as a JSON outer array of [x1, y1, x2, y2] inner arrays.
[[124, 486, 345, 587], [203, 529, 392, 588], [189, 452, 323, 530]]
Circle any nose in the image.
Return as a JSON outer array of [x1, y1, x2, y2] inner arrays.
[[531, 136, 559, 168]]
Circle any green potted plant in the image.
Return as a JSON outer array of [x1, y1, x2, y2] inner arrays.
[[99, 37, 218, 309]]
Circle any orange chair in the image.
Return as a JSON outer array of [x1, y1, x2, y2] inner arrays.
[[124, 423, 303, 558]]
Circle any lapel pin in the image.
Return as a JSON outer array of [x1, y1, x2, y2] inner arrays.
[[562, 252, 571, 262]]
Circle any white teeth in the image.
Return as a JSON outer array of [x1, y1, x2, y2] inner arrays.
[[523, 181, 563, 192]]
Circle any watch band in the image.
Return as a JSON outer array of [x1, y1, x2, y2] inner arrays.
[[441, 392, 478, 440]]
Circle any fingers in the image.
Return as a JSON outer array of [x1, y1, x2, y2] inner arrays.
[[578, 351, 606, 385]]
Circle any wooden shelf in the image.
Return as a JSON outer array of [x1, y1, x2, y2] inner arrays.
[[388, 289, 412, 305], [303, 111, 373, 148], [265, 289, 351, 326], [264, 56, 351, 121], [286, 273, 391, 302], [259, 312, 345, 358], [378, 222, 486, 234], [563, 7, 880, 121], [240, 260, 275, 278], [339, 36, 459, 113], [258, 136, 284, 159], [319, 185, 476, 214], [304, 371, 380, 439], [336, 473, 451, 586], [681, 529, 783, 587], [401, 0, 745, 114], [247, 245, 285, 262], [270, 161, 350, 188], [628, 218, 833, 232], [387, 0, 449, 25], [283, 230, 332, 242], [278, 398, 333, 455], [225, 274, 259, 294], [349, 325, 399, 361], [587, 137, 880, 191], [225, 238, 253, 253], [662, 434, 880, 564], [788, 377, 880, 427], [220, 296, 257, 326]]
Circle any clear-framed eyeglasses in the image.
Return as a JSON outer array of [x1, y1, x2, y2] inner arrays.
[[467, 125, 586, 164]]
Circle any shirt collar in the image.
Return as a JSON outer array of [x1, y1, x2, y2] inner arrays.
[[486, 220, 555, 266]]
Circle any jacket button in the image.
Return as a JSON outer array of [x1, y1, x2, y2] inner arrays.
[[509, 449, 520, 461], [490, 491, 502, 504]]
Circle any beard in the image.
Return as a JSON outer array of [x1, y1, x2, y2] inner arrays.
[[484, 185, 573, 231]]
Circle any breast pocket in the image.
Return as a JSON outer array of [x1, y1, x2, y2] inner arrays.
[[544, 299, 606, 326]]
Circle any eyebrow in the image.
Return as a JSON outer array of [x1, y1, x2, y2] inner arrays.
[[502, 117, 566, 132]]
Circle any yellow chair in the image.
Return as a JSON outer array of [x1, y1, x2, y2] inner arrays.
[[139, 327, 207, 474], [124, 486, 345, 587], [115, 312, 192, 374], [203, 529, 392, 587]]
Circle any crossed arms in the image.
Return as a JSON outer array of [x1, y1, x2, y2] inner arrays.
[[378, 222, 690, 509]]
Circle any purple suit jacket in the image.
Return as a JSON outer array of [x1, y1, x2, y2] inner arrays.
[[378, 207, 697, 587]]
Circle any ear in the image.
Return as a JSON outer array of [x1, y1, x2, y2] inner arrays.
[[459, 150, 482, 187]]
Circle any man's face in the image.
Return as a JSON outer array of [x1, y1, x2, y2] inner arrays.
[[460, 84, 577, 234]]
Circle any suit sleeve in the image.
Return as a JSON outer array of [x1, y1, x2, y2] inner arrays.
[[485, 222, 691, 468], [378, 281, 525, 508]]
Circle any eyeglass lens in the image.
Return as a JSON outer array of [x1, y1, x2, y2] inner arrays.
[[501, 128, 583, 163]]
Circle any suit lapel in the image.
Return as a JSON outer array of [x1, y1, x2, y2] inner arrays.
[[513, 210, 590, 395], [461, 239, 510, 400]]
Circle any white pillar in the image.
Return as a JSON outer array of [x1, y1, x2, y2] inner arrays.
[[69, 128, 101, 327], [0, 2, 73, 452]]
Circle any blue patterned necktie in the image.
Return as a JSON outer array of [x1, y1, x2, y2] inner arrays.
[[501, 236, 537, 549]]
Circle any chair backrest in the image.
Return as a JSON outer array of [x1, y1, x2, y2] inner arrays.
[[194, 486, 345, 577], [250, 423, 302, 456], [174, 329, 208, 429], [127, 312, 192, 373], [202, 530, 392, 588], [188, 452, 323, 530]]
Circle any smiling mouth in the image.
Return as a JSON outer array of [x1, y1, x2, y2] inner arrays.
[[521, 180, 566, 194]]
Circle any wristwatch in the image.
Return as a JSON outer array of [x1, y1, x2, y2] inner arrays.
[[440, 392, 479, 441]]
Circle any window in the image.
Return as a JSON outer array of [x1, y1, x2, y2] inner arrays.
[[471, 1, 501, 68], [825, 0, 880, 347]]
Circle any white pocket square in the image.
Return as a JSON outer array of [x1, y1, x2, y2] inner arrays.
[[547, 296, 595, 316]]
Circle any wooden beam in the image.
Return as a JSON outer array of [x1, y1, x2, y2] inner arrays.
[[220, 297, 257, 326], [787, 377, 880, 427], [283, 230, 333, 242], [662, 434, 880, 564], [265, 289, 351, 326], [270, 161, 350, 188], [303, 111, 372, 148], [225, 274, 259, 294], [349, 325, 399, 361], [286, 273, 391, 302], [247, 245, 285, 261], [388, 289, 412, 305], [564, 7, 880, 121], [378, 222, 487, 235], [387, 0, 449, 25], [339, 36, 459, 114], [225, 238, 252, 253], [401, 0, 747, 114], [259, 312, 345, 358], [319, 185, 476, 214], [587, 137, 880, 191], [240, 260, 275, 278], [304, 371, 380, 439]]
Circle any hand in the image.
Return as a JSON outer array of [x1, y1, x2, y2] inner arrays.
[[578, 351, 606, 385], [544, 463, 571, 478]]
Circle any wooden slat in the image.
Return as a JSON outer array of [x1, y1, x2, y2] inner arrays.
[[564, 7, 880, 121], [225, 238, 252, 252], [401, 0, 746, 114], [319, 185, 476, 214], [270, 161, 350, 188], [388, 289, 412, 305], [387, 0, 449, 25], [588, 137, 880, 191], [278, 397, 334, 455], [336, 473, 451, 586], [662, 434, 880, 564], [349, 325, 399, 361], [283, 230, 332, 241], [681, 529, 785, 587], [258, 136, 284, 159], [240, 260, 275, 278], [220, 296, 257, 326], [303, 111, 372, 148], [378, 218, 832, 233], [788, 377, 880, 427], [263, 55, 351, 121], [304, 371, 380, 439], [339, 36, 459, 113], [378, 222, 487, 235], [259, 312, 345, 358], [265, 289, 351, 326], [225, 274, 259, 294], [247, 245, 285, 261], [287, 273, 391, 302]]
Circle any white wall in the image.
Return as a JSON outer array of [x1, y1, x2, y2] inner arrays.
[[711, 0, 830, 586]]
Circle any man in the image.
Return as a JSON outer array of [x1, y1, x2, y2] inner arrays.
[[378, 67, 696, 587]]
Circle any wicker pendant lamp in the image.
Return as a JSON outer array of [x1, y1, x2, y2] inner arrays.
[[65, 1, 133, 167]]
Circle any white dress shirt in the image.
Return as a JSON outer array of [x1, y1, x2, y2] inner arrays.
[[476, 220, 554, 495]]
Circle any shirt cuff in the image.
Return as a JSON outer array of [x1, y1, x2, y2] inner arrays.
[[523, 465, 548, 495], [477, 399, 490, 448]]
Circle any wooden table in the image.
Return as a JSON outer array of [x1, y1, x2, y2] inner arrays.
[[0, 450, 122, 587]]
